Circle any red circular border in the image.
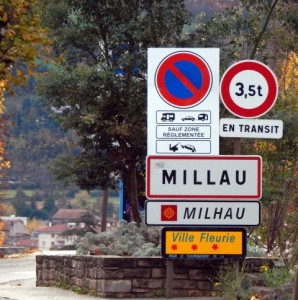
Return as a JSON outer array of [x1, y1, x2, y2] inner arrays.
[[155, 52, 212, 108], [220, 60, 278, 118]]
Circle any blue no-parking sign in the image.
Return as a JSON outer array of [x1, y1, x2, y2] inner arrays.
[[147, 48, 219, 156], [155, 52, 212, 108]]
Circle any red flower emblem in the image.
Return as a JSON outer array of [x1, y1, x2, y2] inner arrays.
[[191, 244, 198, 251], [171, 244, 178, 251], [212, 244, 219, 250]]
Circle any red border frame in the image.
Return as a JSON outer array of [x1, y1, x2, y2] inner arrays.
[[155, 52, 212, 108], [220, 60, 278, 118], [146, 155, 262, 199]]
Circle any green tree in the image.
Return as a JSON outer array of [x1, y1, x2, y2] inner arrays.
[[61, 211, 99, 237], [252, 52, 297, 256], [5, 93, 77, 190], [10, 187, 33, 216], [0, 0, 50, 219], [187, 0, 297, 256], [186, 0, 296, 73], [38, 0, 190, 224]]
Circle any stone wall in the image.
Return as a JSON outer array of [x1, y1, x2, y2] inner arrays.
[[0, 247, 25, 255], [36, 255, 279, 298]]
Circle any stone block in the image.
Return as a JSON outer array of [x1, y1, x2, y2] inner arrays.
[[189, 269, 207, 280], [173, 268, 188, 279], [102, 257, 137, 268], [172, 289, 188, 297], [36, 270, 42, 280], [49, 269, 55, 280], [97, 279, 132, 293], [187, 289, 213, 297], [137, 257, 164, 267], [73, 278, 83, 287], [198, 280, 212, 290], [87, 279, 97, 290], [88, 268, 97, 279], [42, 260, 49, 268], [49, 260, 56, 268], [76, 269, 84, 278], [97, 268, 124, 279], [98, 292, 132, 298], [122, 268, 150, 278], [173, 279, 197, 289], [69, 277, 75, 285], [151, 267, 166, 278], [70, 268, 78, 277], [36, 255, 43, 263], [133, 279, 163, 289]]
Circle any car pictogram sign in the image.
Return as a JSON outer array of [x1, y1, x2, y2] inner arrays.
[[155, 51, 212, 108]]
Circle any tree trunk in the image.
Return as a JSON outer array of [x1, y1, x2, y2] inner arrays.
[[101, 188, 108, 232], [128, 160, 141, 225]]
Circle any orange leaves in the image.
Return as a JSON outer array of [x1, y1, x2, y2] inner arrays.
[[0, 0, 50, 88], [278, 51, 298, 92], [0, 80, 10, 178], [2, 12, 8, 22], [0, 2, 48, 184], [0, 81, 6, 113], [253, 141, 277, 153], [0, 219, 3, 247], [22, 32, 32, 41]]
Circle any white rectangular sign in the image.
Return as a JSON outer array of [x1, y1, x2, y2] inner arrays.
[[220, 118, 283, 139], [145, 200, 261, 226], [146, 155, 262, 199], [147, 48, 220, 155]]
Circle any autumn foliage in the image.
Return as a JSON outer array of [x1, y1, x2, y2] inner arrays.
[[0, 0, 49, 88], [0, 0, 49, 189], [279, 51, 298, 92], [0, 219, 3, 246]]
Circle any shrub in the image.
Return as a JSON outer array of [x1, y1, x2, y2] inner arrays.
[[77, 219, 161, 256]]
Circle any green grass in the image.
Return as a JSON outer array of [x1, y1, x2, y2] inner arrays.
[[2, 189, 35, 198]]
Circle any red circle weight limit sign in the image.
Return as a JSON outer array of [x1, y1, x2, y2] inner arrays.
[[220, 60, 278, 118], [155, 51, 212, 108]]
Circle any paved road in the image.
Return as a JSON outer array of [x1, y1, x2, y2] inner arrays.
[[0, 251, 222, 300], [0, 251, 100, 300]]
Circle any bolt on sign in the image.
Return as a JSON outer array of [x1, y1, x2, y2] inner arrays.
[[161, 227, 246, 259]]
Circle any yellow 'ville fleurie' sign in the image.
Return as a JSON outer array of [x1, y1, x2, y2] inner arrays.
[[161, 227, 246, 259]]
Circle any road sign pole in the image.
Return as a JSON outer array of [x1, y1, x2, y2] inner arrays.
[[166, 260, 173, 298], [234, 138, 241, 155]]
